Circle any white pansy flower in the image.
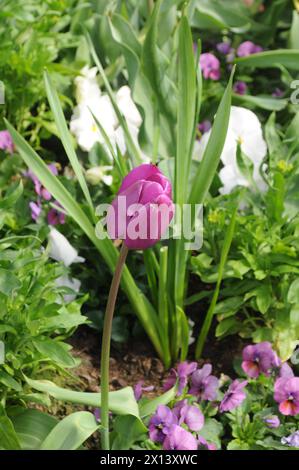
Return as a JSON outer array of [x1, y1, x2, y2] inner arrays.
[[85, 165, 113, 186], [196, 106, 267, 194], [75, 66, 101, 104], [48, 228, 85, 303], [49, 228, 85, 267], [70, 67, 145, 158]]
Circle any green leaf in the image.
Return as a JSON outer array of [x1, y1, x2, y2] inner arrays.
[[25, 377, 140, 418], [33, 339, 77, 368], [289, 11, 299, 49], [0, 371, 22, 392], [0, 409, 21, 450], [233, 93, 288, 111], [0, 268, 21, 296], [0, 181, 23, 209], [139, 385, 177, 418], [189, 67, 235, 204], [11, 408, 57, 450], [40, 412, 98, 450], [235, 50, 299, 70], [287, 279, 299, 304], [111, 415, 147, 450], [43, 70, 93, 212], [199, 418, 223, 449]]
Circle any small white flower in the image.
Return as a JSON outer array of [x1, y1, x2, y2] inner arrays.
[[75, 66, 101, 104], [70, 68, 145, 158], [48, 228, 85, 303], [85, 165, 113, 186], [48, 228, 85, 267], [55, 275, 81, 303], [196, 106, 267, 194]]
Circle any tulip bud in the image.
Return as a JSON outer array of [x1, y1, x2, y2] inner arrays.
[[107, 163, 174, 249]]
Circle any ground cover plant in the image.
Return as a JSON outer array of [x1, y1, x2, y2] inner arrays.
[[0, 0, 299, 452]]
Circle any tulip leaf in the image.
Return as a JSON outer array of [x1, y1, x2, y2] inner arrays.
[[139, 385, 177, 418], [43, 70, 93, 212], [39, 412, 99, 450], [233, 93, 288, 111], [235, 50, 299, 70], [25, 376, 140, 418], [11, 408, 57, 450], [5, 119, 163, 360], [189, 67, 234, 204]]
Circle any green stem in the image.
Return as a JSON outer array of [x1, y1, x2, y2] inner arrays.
[[100, 243, 129, 450]]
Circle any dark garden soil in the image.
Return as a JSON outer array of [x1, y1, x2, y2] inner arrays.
[[69, 323, 245, 398]]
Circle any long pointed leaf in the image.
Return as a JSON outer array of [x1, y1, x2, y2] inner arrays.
[[43, 70, 93, 212]]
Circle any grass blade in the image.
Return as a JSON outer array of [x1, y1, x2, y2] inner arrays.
[[195, 205, 238, 359], [43, 70, 93, 212]]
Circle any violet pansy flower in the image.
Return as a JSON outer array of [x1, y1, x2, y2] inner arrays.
[[0, 130, 14, 154], [189, 364, 219, 401], [219, 379, 247, 413], [134, 380, 154, 401], [163, 361, 197, 396], [274, 376, 299, 416], [199, 53, 221, 80], [237, 41, 263, 57], [281, 431, 299, 448], [149, 405, 177, 443], [163, 425, 198, 450], [241, 342, 281, 378], [173, 400, 204, 432]]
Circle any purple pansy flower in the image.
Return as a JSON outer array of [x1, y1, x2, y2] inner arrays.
[[198, 120, 212, 134], [279, 362, 294, 378], [25, 164, 58, 201], [198, 435, 217, 450], [163, 361, 197, 396], [263, 415, 280, 429], [237, 41, 263, 57], [134, 380, 154, 401], [149, 405, 177, 443], [219, 379, 247, 413], [29, 201, 42, 221], [173, 400, 204, 432], [163, 425, 198, 450], [274, 376, 299, 416], [233, 81, 247, 95], [47, 201, 66, 226], [272, 88, 284, 98], [241, 342, 281, 378], [0, 130, 14, 154], [216, 41, 232, 55], [281, 431, 299, 448], [200, 53, 221, 80], [189, 364, 219, 401]]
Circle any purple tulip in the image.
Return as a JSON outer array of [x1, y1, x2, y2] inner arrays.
[[173, 400, 204, 432], [233, 81, 247, 95], [274, 376, 299, 416], [149, 405, 177, 443], [237, 41, 263, 57], [0, 130, 14, 154], [134, 380, 154, 401], [163, 425, 198, 450], [281, 431, 299, 448], [163, 361, 197, 396], [107, 163, 174, 250], [29, 201, 42, 221], [198, 435, 217, 450], [199, 53, 221, 80], [219, 379, 247, 413], [263, 415, 280, 429], [241, 342, 281, 378], [189, 364, 219, 401]]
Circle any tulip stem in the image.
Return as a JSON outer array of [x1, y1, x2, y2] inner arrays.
[[100, 242, 129, 450]]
